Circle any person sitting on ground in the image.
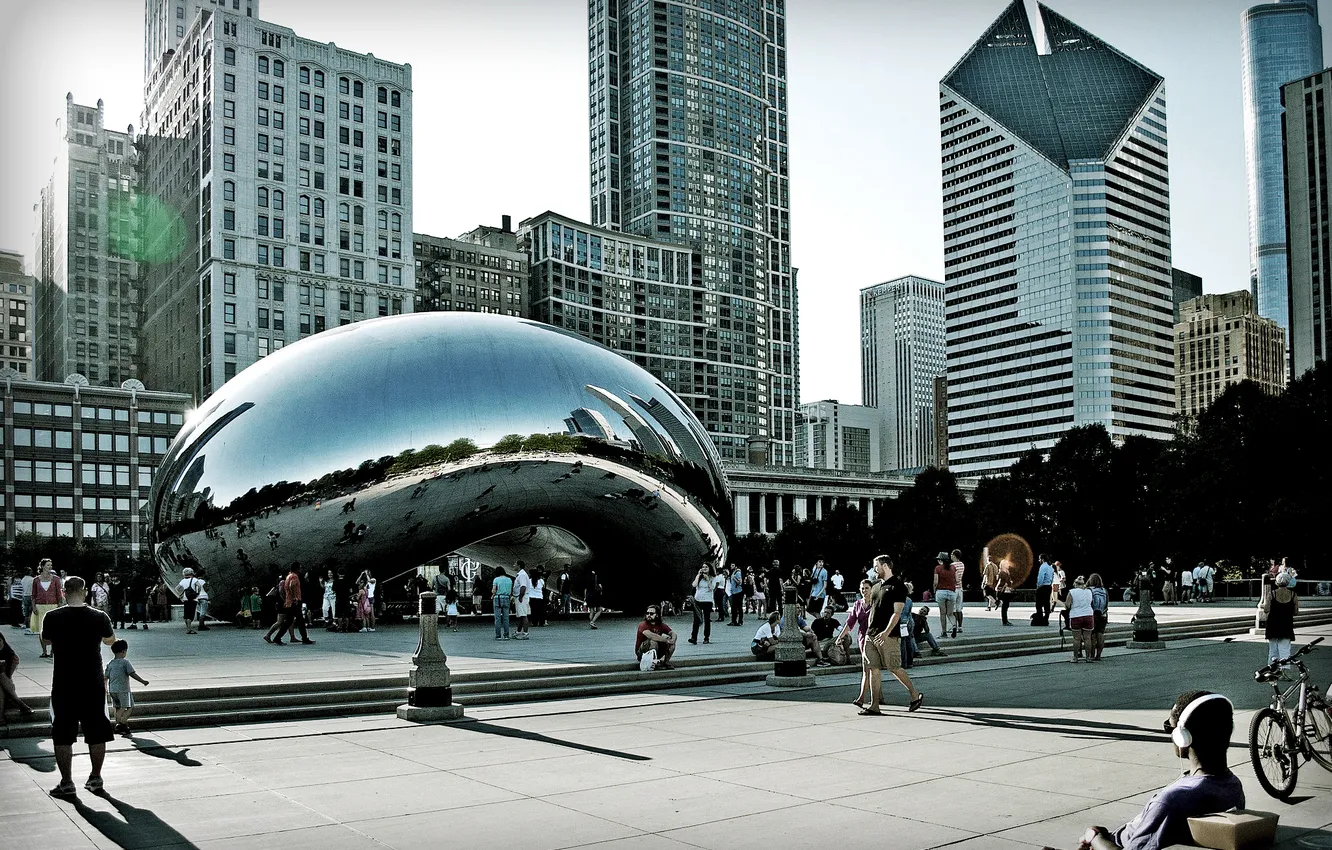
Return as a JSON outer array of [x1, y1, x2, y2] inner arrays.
[[751, 611, 781, 659], [0, 630, 36, 718], [911, 606, 946, 657], [810, 604, 840, 667], [635, 604, 676, 670], [1079, 690, 1243, 850]]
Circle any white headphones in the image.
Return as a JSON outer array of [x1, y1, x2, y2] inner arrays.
[[1171, 693, 1233, 749]]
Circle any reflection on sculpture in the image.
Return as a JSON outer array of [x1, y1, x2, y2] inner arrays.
[[148, 313, 731, 611]]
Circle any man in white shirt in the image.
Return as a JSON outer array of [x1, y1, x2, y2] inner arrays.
[[750, 612, 781, 658], [512, 562, 533, 640], [176, 568, 204, 635], [532, 573, 547, 627]]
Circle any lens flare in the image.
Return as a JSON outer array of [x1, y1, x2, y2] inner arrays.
[[983, 533, 1034, 588]]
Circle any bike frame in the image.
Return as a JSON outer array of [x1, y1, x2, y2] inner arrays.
[[1269, 659, 1318, 758]]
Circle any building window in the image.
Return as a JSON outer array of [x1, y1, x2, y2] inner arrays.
[[224, 47, 235, 66], [223, 239, 235, 259], [224, 73, 235, 92], [224, 303, 236, 324], [224, 332, 236, 354], [273, 310, 285, 331], [223, 272, 236, 294]]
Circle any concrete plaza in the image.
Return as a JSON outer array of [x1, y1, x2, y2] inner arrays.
[[2, 615, 1330, 849]]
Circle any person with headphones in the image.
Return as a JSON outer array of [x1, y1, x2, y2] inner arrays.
[[1079, 690, 1244, 850]]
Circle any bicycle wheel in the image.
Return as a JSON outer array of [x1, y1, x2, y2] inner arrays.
[[1306, 696, 1332, 772], [1251, 707, 1299, 799]]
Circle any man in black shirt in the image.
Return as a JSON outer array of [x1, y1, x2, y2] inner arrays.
[[41, 576, 116, 796], [106, 574, 125, 629], [859, 555, 923, 716]]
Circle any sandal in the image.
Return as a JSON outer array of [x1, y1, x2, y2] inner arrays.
[[851, 699, 865, 710], [857, 708, 883, 716], [909, 693, 925, 713]]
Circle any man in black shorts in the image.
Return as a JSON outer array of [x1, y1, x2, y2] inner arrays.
[[41, 575, 116, 796]]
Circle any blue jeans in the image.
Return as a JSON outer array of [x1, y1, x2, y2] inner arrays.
[[919, 629, 941, 652], [493, 595, 510, 637]]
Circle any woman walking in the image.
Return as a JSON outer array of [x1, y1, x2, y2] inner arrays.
[[1064, 576, 1094, 662], [29, 560, 64, 658], [1088, 573, 1108, 661], [90, 574, 111, 618], [689, 565, 714, 644], [840, 580, 873, 708], [1263, 571, 1298, 670], [996, 559, 1014, 626]]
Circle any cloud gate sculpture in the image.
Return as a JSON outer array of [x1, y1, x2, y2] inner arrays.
[[148, 314, 731, 611]]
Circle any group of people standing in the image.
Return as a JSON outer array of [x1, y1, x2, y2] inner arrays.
[[4, 561, 170, 646]]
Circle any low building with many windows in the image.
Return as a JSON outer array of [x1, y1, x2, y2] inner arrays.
[[413, 216, 526, 315], [1175, 290, 1286, 417], [2, 376, 191, 556]]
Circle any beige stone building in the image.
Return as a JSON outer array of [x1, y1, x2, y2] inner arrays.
[[1175, 291, 1286, 418]]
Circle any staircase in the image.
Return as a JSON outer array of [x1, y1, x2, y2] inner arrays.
[[4, 609, 1329, 737]]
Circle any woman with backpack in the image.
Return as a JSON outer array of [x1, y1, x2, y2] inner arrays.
[[1064, 576, 1094, 662], [1087, 573, 1109, 662]]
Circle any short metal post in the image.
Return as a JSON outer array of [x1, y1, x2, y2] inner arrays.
[[1127, 572, 1165, 649], [766, 583, 815, 688], [396, 591, 465, 721]]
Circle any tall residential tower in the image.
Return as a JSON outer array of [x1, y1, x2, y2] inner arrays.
[[1283, 68, 1332, 376], [588, 0, 796, 464], [940, 2, 1176, 478], [33, 95, 141, 387], [859, 275, 945, 472], [1241, 0, 1322, 334]]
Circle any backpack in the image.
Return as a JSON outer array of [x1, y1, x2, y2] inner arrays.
[[183, 579, 200, 601], [1090, 586, 1108, 614]]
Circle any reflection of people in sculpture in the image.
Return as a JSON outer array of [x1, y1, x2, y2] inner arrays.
[[267, 531, 280, 550], [342, 499, 356, 514]]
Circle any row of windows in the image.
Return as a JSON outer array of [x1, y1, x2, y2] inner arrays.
[[5, 403, 182, 425], [8, 522, 133, 540], [11, 495, 134, 511]]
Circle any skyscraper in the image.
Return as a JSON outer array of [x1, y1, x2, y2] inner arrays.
[[146, 0, 260, 84], [0, 250, 35, 378], [33, 95, 141, 387], [1283, 68, 1332, 376], [859, 276, 945, 472], [1242, 0, 1322, 334], [138, 7, 413, 398], [588, 0, 795, 464], [1171, 268, 1202, 323], [941, 2, 1176, 478]]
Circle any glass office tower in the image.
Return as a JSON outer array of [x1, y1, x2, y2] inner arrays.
[[1241, 0, 1322, 333], [588, 0, 796, 464], [941, 1, 1176, 478]]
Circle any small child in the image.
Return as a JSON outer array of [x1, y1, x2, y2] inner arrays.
[[444, 590, 459, 631], [248, 587, 263, 629], [104, 639, 149, 736]]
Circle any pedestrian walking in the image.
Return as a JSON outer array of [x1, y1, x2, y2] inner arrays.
[[90, 575, 110, 618], [334, 569, 353, 632], [809, 559, 829, 615], [586, 571, 604, 629], [321, 570, 337, 626], [766, 561, 783, 614], [932, 553, 958, 639], [1064, 576, 1094, 662], [177, 568, 204, 635], [358, 570, 378, 631], [712, 566, 727, 622], [1179, 562, 1193, 603], [31, 560, 65, 657], [492, 570, 513, 640], [1088, 573, 1108, 661], [1263, 571, 1298, 669], [829, 568, 846, 611], [982, 557, 999, 611], [689, 564, 714, 645], [41, 576, 116, 796], [532, 571, 547, 627], [857, 556, 923, 715], [996, 558, 1015, 625], [194, 570, 211, 631], [950, 549, 966, 635], [727, 565, 745, 626], [104, 639, 149, 736], [20, 566, 35, 634], [841, 579, 873, 704], [512, 562, 533, 639], [1033, 554, 1054, 625], [271, 565, 315, 644], [558, 566, 572, 618]]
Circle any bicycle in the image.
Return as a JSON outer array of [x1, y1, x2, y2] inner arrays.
[[1249, 636, 1332, 799]]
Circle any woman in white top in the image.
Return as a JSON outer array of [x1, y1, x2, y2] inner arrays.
[[690, 565, 715, 644], [91, 574, 111, 616], [1063, 576, 1095, 662]]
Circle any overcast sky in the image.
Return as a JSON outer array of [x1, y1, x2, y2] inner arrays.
[[1, 0, 1324, 403]]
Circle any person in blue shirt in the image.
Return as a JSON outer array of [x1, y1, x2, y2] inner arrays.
[[491, 571, 513, 640], [1034, 555, 1055, 624], [1080, 691, 1243, 850], [727, 566, 746, 626], [808, 559, 829, 614]]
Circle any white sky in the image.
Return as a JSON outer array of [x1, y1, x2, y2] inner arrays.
[[1, 0, 1323, 404]]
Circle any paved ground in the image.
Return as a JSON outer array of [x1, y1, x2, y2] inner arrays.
[[3, 618, 1330, 849], [5, 599, 1308, 697]]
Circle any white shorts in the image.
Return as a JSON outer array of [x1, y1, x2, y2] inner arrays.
[[514, 597, 532, 617]]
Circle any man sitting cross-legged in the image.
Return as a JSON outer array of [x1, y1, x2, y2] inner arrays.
[[635, 605, 676, 670]]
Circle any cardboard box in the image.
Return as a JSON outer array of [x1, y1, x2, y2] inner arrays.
[[1187, 810, 1279, 850]]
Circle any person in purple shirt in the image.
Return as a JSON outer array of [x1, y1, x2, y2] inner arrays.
[[1080, 690, 1244, 850]]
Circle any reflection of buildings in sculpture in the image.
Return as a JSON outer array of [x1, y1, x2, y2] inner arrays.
[[34, 95, 141, 387], [2, 375, 190, 557], [563, 407, 630, 450], [726, 461, 978, 536], [139, 7, 413, 399], [583, 384, 673, 460], [640, 396, 712, 470]]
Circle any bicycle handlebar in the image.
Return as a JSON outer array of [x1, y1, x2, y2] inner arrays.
[[1254, 637, 1321, 680]]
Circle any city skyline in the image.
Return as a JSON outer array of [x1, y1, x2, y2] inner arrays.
[[1, 0, 1329, 404]]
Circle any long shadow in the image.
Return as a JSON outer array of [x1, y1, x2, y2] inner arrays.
[[67, 791, 200, 850], [129, 736, 203, 767], [0, 735, 55, 773], [451, 718, 649, 761]]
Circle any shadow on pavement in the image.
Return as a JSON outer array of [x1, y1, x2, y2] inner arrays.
[[68, 791, 200, 850], [454, 718, 648, 761], [130, 736, 203, 767], [0, 735, 55, 772]]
